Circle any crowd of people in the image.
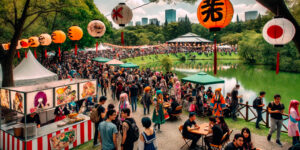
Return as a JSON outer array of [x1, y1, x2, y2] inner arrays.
[[35, 51, 300, 150]]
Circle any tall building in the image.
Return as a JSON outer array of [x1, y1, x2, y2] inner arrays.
[[135, 21, 141, 26], [165, 9, 176, 23], [245, 11, 258, 21], [142, 18, 148, 25], [149, 18, 159, 25]]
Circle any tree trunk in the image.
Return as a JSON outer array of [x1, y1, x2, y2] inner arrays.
[[256, 0, 300, 53], [1, 0, 31, 87]]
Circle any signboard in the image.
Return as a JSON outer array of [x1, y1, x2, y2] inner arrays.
[[79, 81, 96, 99], [26, 89, 53, 113], [55, 84, 78, 106], [10, 91, 25, 113], [0, 89, 10, 109], [50, 129, 77, 150]]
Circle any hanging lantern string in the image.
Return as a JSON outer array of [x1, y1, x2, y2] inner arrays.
[[105, 2, 152, 17]]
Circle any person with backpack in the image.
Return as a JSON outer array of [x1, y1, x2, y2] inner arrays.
[[267, 94, 285, 146], [92, 96, 107, 147], [121, 108, 139, 150], [253, 91, 266, 129]]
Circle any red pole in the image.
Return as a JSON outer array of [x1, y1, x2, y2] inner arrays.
[[34, 49, 37, 58], [45, 48, 47, 58], [58, 46, 61, 59], [17, 50, 20, 59], [96, 41, 98, 53], [276, 52, 280, 74], [25, 50, 27, 58], [214, 38, 217, 75], [75, 44, 78, 56]]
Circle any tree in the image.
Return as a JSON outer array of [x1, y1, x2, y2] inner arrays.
[[161, 56, 173, 72], [0, 0, 71, 87]]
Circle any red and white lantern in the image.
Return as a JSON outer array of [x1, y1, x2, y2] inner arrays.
[[111, 3, 133, 27], [263, 18, 296, 46], [262, 17, 296, 74]]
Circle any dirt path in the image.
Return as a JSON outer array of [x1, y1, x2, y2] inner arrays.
[[98, 89, 291, 150]]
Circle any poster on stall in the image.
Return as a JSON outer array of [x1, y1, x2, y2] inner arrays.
[[79, 80, 96, 99], [55, 84, 78, 106], [27, 89, 53, 113], [0, 89, 10, 109], [50, 129, 76, 150], [10, 91, 25, 113]]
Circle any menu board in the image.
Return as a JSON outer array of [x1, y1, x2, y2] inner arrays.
[[55, 84, 78, 106], [26, 89, 53, 113], [0, 89, 10, 109], [79, 80, 96, 99], [10, 91, 25, 113], [50, 129, 76, 150]]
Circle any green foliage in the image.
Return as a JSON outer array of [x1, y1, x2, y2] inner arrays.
[[180, 55, 186, 62], [238, 31, 300, 72], [161, 56, 173, 72], [220, 33, 243, 45]]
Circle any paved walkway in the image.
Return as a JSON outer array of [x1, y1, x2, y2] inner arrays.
[[98, 89, 291, 150]]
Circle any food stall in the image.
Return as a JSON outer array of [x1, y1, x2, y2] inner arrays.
[[0, 79, 97, 150]]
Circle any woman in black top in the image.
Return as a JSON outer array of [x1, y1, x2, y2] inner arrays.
[[216, 116, 229, 134]]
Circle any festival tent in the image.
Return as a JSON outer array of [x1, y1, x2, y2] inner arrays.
[[92, 57, 111, 63], [0, 50, 57, 87], [217, 45, 232, 49], [105, 59, 124, 66], [120, 63, 139, 68], [168, 32, 212, 44], [181, 72, 224, 85], [85, 43, 109, 52]]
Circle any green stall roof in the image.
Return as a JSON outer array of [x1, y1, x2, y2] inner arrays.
[[181, 72, 225, 85], [120, 63, 139, 68], [92, 57, 111, 63]]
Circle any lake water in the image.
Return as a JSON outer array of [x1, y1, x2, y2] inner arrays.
[[146, 60, 300, 113]]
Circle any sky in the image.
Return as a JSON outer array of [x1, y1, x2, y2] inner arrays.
[[94, 0, 268, 27]]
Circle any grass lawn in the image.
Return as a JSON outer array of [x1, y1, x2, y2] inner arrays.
[[122, 52, 240, 67]]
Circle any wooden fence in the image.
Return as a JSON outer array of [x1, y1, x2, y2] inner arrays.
[[237, 101, 289, 133]]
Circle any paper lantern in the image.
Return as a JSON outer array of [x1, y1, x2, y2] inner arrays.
[[262, 18, 296, 46], [87, 20, 106, 38], [28, 36, 40, 47], [197, 0, 234, 31], [39, 33, 52, 46], [111, 3, 133, 27], [20, 39, 29, 48], [51, 30, 66, 44], [68, 26, 83, 41], [2, 43, 10, 50]]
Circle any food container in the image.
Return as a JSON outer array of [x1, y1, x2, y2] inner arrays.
[[23, 123, 37, 138], [13, 124, 24, 137]]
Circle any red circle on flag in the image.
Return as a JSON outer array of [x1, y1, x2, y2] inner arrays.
[[267, 25, 283, 39]]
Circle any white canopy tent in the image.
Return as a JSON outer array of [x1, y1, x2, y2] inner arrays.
[[217, 45, 232, 49], [85, 43, 110, 52], [0, 50, 57, 87]]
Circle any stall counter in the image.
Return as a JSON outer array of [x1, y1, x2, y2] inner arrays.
[[0, 115, 94, 150]]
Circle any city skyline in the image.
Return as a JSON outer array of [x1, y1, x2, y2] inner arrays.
[[94, 0, 267, 28]]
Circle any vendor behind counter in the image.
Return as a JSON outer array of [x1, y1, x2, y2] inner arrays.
[[21, 108, 41, 128]]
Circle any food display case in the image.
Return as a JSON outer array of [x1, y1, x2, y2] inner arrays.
[[0, 79, 97, 150]]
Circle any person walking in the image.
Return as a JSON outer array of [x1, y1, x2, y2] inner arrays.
[[253, 91, 266, 129], [231, 84, 242, 121], [142, 86, 152, 115], [288, 100, 300, 145], [129, 81, 139, 112], [93, 96, 107, 147], [267, 94, 285, 146], [99, 110, 118, 150], [152, 90, 165, 132], [121, 108, 138, 150], [138, 117, 157, 150], [210, 88, 226, 117]]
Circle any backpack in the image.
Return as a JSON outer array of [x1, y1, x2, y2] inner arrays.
[[124, 119, 139, 142], [90, 106, 100, 123], [253, 97, 260, 109]]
